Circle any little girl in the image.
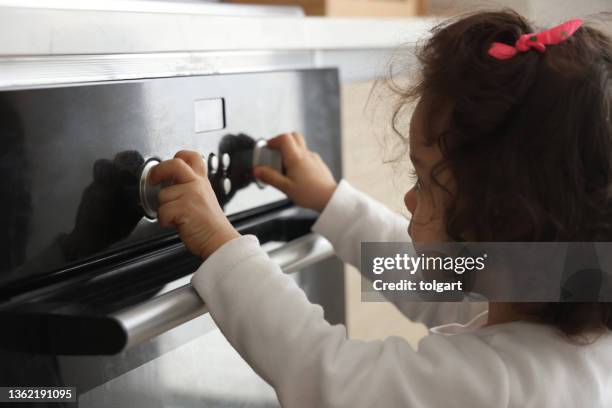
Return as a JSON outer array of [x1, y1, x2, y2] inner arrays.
[[149, 10, 612, 407]]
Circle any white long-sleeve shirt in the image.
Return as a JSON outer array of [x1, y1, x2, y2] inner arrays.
[[191, 180, 612, 407]]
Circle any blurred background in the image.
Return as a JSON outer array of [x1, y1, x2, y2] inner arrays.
[[225, 0, 611, 21]]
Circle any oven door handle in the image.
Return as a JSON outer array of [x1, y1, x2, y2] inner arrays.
[[113, 232, 334, 349]]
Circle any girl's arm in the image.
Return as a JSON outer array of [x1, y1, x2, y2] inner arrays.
[[311, 179, 411, 267], [256, 133, 486, 327], [191, 235, 507, 408]]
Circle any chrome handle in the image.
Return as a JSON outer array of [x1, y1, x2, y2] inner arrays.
[[113, 233, 334, 349]]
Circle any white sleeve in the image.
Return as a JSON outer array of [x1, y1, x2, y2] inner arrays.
[[311, 179, 410, 269], [191, 236, 507, 408], [311, 179, 487, 327]]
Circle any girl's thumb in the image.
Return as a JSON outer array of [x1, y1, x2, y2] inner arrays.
[[253, 166, 291, 193]]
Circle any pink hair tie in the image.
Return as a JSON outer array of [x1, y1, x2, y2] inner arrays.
[[488, 18, 583, 60]]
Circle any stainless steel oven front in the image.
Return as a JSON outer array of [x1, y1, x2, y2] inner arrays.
[[0, 68, 344, 407]]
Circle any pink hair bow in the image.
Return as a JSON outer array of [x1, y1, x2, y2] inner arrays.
[[488, 18, 583, 60]]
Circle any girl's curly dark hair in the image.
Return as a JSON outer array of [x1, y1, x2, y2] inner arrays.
[[391, 10, 612, 337]]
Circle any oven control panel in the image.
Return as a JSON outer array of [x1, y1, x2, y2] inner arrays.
[[0, 69, 341, 288], [138, 133, 282, 220]]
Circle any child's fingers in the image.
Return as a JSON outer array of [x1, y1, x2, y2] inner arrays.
[[266, 133, 290, 148], [253, 165, 292, 193], [291, 132, 306, 148], [158, 183, 187, 205], [266, 133, 302, 162], [157, 199, 186, 228], [150, 158, 196, 185], [174, 150, 206, 177]]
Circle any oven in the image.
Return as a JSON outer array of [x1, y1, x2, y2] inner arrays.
[[0, 68, 344, 407]]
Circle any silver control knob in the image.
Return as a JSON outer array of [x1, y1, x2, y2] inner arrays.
[[139, 158, 162, 220], [221, 153, 231, 171], [252, 139, 283, 188], [222, 177, 232, 195], [208, 153, 219, 175]]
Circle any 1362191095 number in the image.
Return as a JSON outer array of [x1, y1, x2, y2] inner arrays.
[[0, 387, 76, 402]]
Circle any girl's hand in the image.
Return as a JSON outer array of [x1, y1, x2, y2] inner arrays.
[[253, 132, 337, 212], [149, 151, 240, 259]]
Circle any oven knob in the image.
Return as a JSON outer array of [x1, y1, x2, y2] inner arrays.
[[208, 153, 219, 175], [139, 157, 162, 220], [252, 139, 283, 188], [221, 153, 231, 171], [222, 177, 232, 194]]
